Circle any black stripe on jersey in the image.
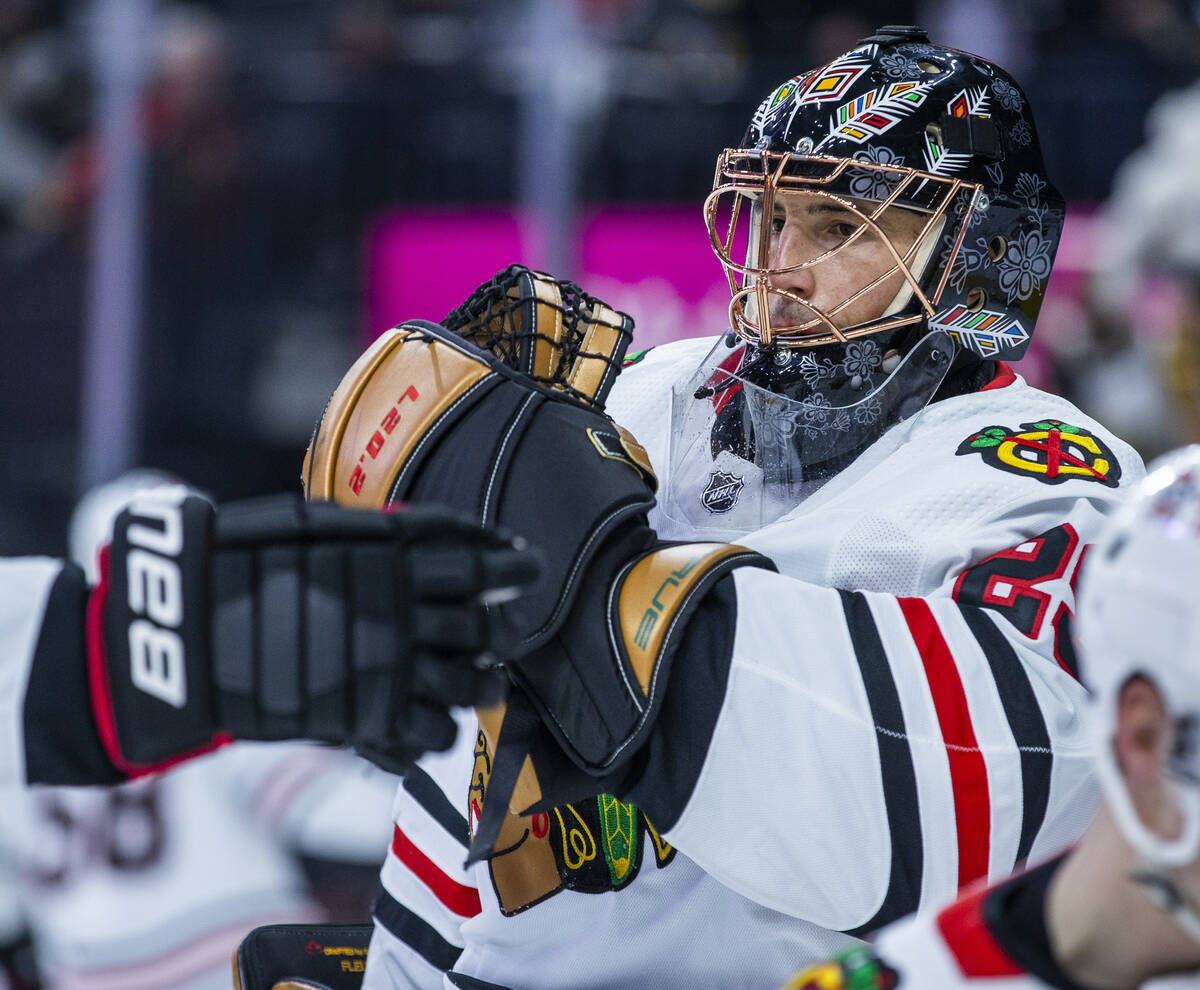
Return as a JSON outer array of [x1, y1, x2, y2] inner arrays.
[[839, 590, 924, 938], [960, 605, 1052, 867], [404, 765, 470, 849], [373, 886, 462, 972], [626, 575, 738, 834], [447, 974, 519, 990]]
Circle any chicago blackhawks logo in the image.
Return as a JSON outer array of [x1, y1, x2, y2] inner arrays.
[[956, 419, 1120, 487], [470, 728, 675, 916], [702, 471, 746, 513], [782, 946, 901, 990]]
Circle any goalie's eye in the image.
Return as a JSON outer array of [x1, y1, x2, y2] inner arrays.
[[825, 220, 863, 244]]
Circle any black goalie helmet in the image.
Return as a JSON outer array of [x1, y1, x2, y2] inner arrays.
[[706, 24, 1064, 357], [660, 26, 1065, 540]]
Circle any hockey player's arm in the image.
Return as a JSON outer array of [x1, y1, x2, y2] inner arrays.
[[6, 491, 538, 787], [622, 565, 1093, 934], [296, 279, 775, 859]]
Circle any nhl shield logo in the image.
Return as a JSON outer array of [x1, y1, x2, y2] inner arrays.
[[701, 471, 745, 513]]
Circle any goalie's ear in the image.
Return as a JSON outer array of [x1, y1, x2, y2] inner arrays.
[[443, 264, 634, 410]]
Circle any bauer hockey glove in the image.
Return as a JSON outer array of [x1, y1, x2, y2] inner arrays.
[[22, 486, 538, 784]]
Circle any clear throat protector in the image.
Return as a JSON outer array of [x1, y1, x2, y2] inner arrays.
[[658, 328, 954, 541]]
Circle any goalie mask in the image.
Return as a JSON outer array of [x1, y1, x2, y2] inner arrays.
[[662, 26, 1065, 537], [706, 24, 1064, 357], [1077, 445, 1200, 871]]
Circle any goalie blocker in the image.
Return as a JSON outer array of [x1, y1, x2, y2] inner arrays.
[[304, 267, 773, 860]]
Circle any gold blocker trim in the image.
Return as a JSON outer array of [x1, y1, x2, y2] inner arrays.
[[616, 543, 760, 696], [303, 327, 495, 509], [476, 701, 546, 818]]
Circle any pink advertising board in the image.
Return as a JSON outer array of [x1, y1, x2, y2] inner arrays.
[[365, 203, 1110, 393], [365, 206, 732, 350]]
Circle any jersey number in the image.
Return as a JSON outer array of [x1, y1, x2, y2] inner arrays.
[[952, 524, 1084, 677]]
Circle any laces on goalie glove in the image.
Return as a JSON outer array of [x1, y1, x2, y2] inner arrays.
[[442, 263, 633, 411], [87, 487, 538, 778]]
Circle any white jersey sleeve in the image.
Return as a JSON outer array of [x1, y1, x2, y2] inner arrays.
[[0, 557, 65, 789], [609, 341, 1141, 933], [365, 708, 478, 989], [654, 555, 1096, 932]]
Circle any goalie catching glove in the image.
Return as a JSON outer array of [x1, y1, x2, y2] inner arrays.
[[24, 488, 538, 784], [303, 266, 774, 859]]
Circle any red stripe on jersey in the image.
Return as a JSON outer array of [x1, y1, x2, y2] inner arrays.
[[980, 361, 1016, 391], [391, 825, 481, 917], [898, 597, 991, 889], [710, 347, 745, 416], [936, 881, 1024, 977]]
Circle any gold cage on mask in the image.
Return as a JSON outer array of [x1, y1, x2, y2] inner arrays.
[[704, 149, 982, 349]]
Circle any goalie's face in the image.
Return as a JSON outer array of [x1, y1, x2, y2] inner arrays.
[[765, 190, 930, 335], [705, 150, 964, 350]]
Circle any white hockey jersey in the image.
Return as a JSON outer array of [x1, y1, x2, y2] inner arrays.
[[364, 336, 1144, 989], [4, 741, 399, 990], [786, 853, 1200, 990], [0, 556, 60, 790], [0, 559, 400, 989], [784, 859, 1071, 990]]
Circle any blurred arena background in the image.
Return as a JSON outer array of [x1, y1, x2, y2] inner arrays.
[[4, 2, 1200, 987], [2, 0, 1198, 556]]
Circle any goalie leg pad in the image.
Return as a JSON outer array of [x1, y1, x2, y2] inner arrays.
[[233, 924, 371, 990]]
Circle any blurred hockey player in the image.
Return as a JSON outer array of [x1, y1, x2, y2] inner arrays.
[[1, 472, 404, 989], [304, 25, 1146, 989], [1089, 81, 1200, 454], [781, 447, 1200, 990]]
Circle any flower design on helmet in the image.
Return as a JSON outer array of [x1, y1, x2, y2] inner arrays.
[[798, 352, 838, 388], [992, 77, 1023, 111], [799, 392, 834, 428], [997, 228, 1053, 303], [1010, 120, 1033, 146], [852, 395, 884, 425], [898, 42, 943, 58], [941, 239, 987, 292], [841, 339, 883, 379], [1014, 171, 1047, 208], [848, 146, 907, 201], [879, 52, 919, 78]]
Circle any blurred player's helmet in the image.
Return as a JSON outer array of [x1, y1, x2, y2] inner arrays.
[[660, 26, 1064, 539], [1077, 445, 1200, 869], [68, 469, 185, 584]]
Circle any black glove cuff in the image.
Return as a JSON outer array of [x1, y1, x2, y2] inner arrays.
[[23, 562, 125, 785], [92, 492, 223, 775]]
